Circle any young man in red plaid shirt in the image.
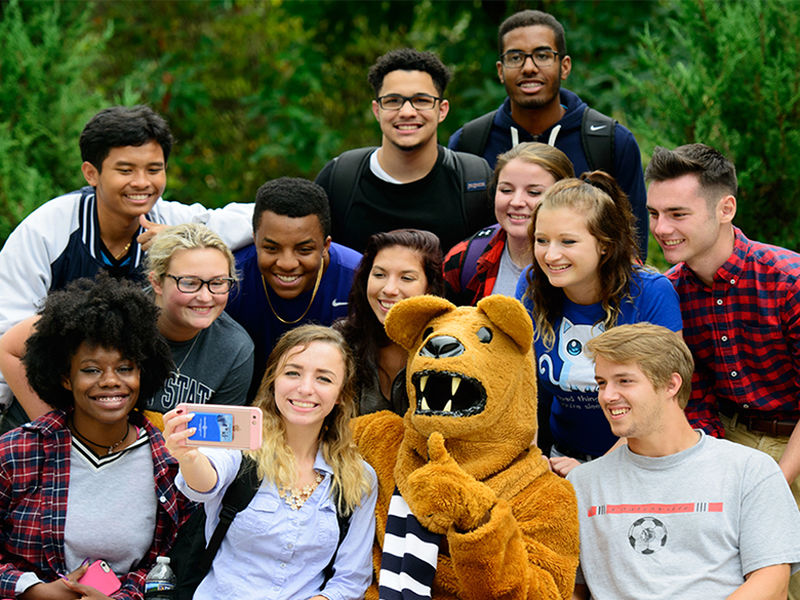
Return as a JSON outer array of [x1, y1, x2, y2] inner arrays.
[[646, 142, 800, 598]]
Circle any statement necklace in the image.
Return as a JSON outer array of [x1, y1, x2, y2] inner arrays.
[[70, 417, 130, 454], [278, 471, 323, 510], [261, 260, 324, 325]]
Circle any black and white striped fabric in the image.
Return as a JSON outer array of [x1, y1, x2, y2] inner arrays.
[[378, 488, 441, 600]]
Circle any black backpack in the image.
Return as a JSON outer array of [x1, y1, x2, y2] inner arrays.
[[170, 456, 351, 600], [327, 146, 492, 242], [455, 106, 616, 175]]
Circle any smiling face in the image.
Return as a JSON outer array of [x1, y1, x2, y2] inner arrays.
[[150, 247, 231, 342], [534, 205, 604, 304], [595, 356, 681, 444], [372, 69, 449, 153], [496, 25, 571, 112], [63, 343, 140, 433], [495, 158, 557, 243], [82, 140, 166, 226], [367, 245, 428, 324], [647, 173, 735, 278], [273, 341, 345, 433], [255, 211, 331, 300]]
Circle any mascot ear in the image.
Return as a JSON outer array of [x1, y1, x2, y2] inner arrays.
[[476, 295, 533, 352], [385, 295, 456, 351]]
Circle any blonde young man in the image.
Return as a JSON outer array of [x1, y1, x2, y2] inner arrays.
[[569, 323, 800, 600]]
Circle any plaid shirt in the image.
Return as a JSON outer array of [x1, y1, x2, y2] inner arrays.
[[0, 409, 192, 599], [443, 227, 506, 306], [668, 227, 800, 437]]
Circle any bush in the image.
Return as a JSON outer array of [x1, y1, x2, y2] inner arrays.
[[0, 0, 113, 247], [628, 0, 800, 250]]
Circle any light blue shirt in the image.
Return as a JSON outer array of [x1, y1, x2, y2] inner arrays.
[[176, 447, 377, 600]]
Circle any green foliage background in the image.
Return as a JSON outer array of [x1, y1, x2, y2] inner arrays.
[[1, 0, 798, 259]]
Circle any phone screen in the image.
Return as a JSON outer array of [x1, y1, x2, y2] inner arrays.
[[189, 412, 235, 443]]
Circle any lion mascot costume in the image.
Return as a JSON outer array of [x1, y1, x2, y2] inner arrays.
[[352, 295, 579, 600]]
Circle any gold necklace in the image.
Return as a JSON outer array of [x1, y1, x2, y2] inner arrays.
[[261, 260, 324, 325], [70, 417, 131, 454], [114, 241, 132, 260], [278, 471, 324, 510]]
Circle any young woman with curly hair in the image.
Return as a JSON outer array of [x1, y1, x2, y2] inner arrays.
[[515, 172, 682, 476], [336, 229, 443, 415], [163, 325, 377, 600], [0, 274, 191, 600]]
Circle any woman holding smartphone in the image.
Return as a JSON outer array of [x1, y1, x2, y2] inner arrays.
[[0, 274, 190, 600], [164, 325, 377, 600], [516, 172, 682, 475], [337, 229, 443, 415]]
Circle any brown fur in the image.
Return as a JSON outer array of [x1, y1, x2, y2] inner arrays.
[[353, 295, 579, 599]]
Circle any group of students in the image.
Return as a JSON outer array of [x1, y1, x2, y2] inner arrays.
[[0, 6, 798, 600]]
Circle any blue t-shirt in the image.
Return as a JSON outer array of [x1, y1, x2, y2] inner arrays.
[[225, 242, 361, 399], [515, 268, 682, 457]]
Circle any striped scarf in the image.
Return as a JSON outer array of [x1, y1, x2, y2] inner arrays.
[[378, 488, 442, 600]]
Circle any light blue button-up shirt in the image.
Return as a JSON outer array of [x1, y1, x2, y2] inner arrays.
[[176, 447, 377, 600]]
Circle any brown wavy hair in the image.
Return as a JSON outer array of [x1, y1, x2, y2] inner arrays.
[[523, 171, 641, 348]]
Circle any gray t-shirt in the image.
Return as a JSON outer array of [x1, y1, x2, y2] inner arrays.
[[491, 243, 525, 297], [568, 432, 800, 599], [147, 311, 254, 412]]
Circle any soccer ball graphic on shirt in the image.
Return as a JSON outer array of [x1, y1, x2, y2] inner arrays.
[[628, 517, 668, 555]]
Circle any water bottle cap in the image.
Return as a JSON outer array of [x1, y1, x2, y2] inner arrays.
[[156, 556, 170, 565]]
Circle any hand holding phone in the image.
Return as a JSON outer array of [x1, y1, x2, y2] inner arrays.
[[76, 560, 121, 596], [175, 403, 262, 450]]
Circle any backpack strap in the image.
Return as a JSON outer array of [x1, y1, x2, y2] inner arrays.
[[322, 502, 353, 583], [580, 107, 616, 174], [328, 147, 377, 224], [196, 455, 261, 575], [454, 110, 496, 156], [442, 148, 492, 238], [460, 224, 501, 291]]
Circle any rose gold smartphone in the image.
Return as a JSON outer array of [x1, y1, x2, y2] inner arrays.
[[175, 403, 262, 450]]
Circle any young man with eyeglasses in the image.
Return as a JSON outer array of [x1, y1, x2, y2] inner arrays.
[[0, 105, 253, 431], [448, 9, 649, 259], [315, 48, 494, 254]]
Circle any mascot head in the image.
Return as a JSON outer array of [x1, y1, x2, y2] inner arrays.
[[385, 295, 538, 479]]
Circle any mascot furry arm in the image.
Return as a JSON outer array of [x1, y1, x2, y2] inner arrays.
[[352, 295, 579, 600]]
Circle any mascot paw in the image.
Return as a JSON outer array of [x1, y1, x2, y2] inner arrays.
[[404, 433, 496, 534]]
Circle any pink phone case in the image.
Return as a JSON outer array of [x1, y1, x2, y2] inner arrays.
[[176, 403, 263, 450], [78, 560, 121, 595]]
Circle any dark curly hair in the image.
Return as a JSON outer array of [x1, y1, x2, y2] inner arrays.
[[337, 229, 443, 395], [367, 48, 451, 97], [22, 273, 173, 410]]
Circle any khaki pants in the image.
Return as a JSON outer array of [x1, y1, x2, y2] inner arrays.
[[721, 413, 800, 599]]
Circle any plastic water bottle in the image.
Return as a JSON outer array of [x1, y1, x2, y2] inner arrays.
[[144, 556, 175, 599]]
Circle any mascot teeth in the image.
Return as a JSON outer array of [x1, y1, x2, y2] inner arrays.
[[411, 370, 487, 416], [420, 375, 429, 392], [451, 377, 461, 395], [443, 400, 452, 413], [421, 397, 431, 411]]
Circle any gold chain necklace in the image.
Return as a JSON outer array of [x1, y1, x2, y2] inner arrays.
[[261, 260, 324, 325], [70, 416, 131, 455], [278, 471, 323, 510]]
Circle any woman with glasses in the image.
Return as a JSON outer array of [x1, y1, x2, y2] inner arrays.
[[0, 224, 254, 426]]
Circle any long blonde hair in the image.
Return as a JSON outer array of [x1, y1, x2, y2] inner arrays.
[[246, 325, 370, 514]]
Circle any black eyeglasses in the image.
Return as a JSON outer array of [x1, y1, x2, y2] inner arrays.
[[376, 93, 442, 111], [166, 274, 234, 294], [500, 48, 560, 69]]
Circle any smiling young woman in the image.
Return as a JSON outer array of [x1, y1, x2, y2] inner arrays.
[[163, 325, 377, 600], [0, 274, 191, 600], [516, 172, 682, 476], [336, 229, 444, 415], [144, 223, 254, 417]]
